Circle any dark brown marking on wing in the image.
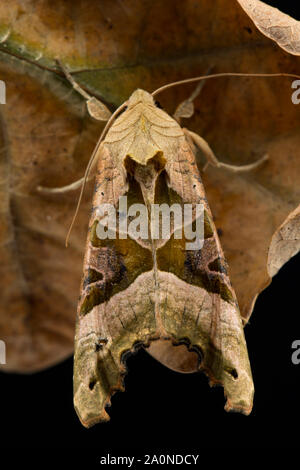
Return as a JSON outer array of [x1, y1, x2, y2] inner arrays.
[[80, 220, 153, 316], [157, 234, 234, 304]]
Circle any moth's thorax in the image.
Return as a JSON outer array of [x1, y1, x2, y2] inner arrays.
[[104, 89, 184, 168], [127, 89, 155, 108]]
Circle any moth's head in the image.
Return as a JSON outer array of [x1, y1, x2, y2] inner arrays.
[[127, 89, 155, 108]]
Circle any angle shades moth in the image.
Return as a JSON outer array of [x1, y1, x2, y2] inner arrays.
[[39, 66, 300, 427]]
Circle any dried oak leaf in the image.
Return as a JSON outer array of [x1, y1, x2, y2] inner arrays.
[[0, 0, 299, 373]]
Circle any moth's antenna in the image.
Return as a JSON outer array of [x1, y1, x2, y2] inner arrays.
[[152, 72, 300, 97], [65, 100, 128, 247]]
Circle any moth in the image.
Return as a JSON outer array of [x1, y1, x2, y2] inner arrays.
[[39, 64, 299, 427]]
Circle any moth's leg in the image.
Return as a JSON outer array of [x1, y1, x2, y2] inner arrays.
[[37, 62, 110, 194], [173, 67, 212, 124], [56, 59, 112, 121], [185, 129, 268, 173], [37, 146, 99, 194], [37, 176, 89, 194]]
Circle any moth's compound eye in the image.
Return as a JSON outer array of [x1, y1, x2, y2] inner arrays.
[[155, 100, 163, 109]]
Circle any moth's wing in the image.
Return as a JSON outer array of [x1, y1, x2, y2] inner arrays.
[[74, 144, 158, 427], [74, 110, 253, 427], [153, 135, 254, 415]]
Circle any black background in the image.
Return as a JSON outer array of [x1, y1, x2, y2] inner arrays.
[[1, 0, 300, 455]]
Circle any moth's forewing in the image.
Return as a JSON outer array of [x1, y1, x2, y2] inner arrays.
[[74, 90, 253, 427]]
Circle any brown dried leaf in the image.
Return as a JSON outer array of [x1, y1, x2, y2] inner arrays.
[[0, 56, 100, 371], [268, 204, 300, 277], [238, 0, 300, 55], [0, 0, 299, 373]]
